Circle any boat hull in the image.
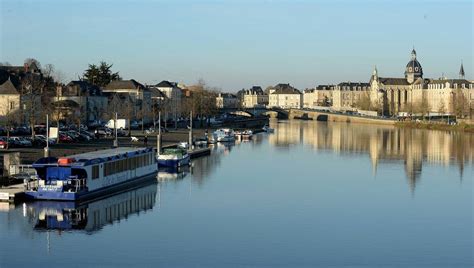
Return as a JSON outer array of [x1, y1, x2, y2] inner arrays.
[[157, 156, 190, 168], [25, 172, 157, 201]]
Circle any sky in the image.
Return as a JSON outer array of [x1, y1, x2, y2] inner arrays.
[[0, 0, 472, 91]]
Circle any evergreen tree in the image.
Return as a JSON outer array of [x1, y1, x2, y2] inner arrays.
[[83, 61, 120, 87]]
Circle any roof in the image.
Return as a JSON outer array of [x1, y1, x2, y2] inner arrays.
[[66, 80, 102, 96], [219, 93, 237, 98], [0, 77, 20, 94], [271, 83, 301, 94], [68, 147, 151, 160], [378, 77, 410, 86], [245, 86, 264, 95], [33, 147, 153, 167], [148, 87, 167, 98], [106, 79, 145, 90], [337, 82, 370, 89], [156, 80, 177, 88], [315, 85, 334, 90], [52, 100, 80, 108], [428, 79, 472, 85]]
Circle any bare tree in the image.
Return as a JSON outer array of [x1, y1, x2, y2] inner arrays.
[[453, 89, 469, 118], [355, 92, 372, 111]]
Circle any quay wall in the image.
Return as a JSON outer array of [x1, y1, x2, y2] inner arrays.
[[289, 109, 396, 125]]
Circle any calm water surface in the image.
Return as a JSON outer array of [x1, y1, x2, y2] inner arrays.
[[1, 120, 472, 267]]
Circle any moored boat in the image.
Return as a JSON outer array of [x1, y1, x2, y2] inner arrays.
[[262, 125, 274, 133], [213, 128, 235, 142], [241, 130, 253, 140], [157, 148, 190, 168], [24, 147, 157, 201]]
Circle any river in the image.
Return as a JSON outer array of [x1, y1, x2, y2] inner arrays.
[[1, 119, 472, 267]]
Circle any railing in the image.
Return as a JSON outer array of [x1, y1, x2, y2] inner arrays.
[[9, 164, 36, 177]]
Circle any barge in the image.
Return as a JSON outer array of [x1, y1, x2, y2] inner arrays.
[[24, 147, 157, 201]]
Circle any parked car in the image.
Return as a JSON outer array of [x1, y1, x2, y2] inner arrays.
[[0, 137, 8, 149], [19, 137, 33, 147], [59, 133, 73, 143]]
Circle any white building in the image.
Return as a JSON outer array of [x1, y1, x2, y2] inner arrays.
[[216, 93, 239, 109], [268, 83, 302, 109], [303, 85, 334, 108], [154, 80, 182, 120], [242, 86, 268, 108]]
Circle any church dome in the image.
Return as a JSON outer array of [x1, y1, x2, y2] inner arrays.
[[405, 59, 423, 74], [405, 49, 423, 74], [404, 48, 423, 83]]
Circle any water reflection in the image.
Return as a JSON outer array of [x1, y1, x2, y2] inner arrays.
[[25, 181, 157, 233], [157, 166, 190, 182], [269, 119, 473, 192]]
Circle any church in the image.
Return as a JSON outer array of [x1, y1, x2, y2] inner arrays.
[[370, 49, 473, 116], [333, 49, 473, 117]]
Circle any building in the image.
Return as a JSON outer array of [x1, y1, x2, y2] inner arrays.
[[154, 80, 182, 121], [268, 83, 302, 109], [103, 79, 152, 121], [332, 82, 370, 111], [0, 68, 42, 124], [216, 93, 239, 109], [303, 85, 334, 108], [0, 71, 21, 117], [369, 49, 473, 116], [242, 86, 268, 108], [54, 81, 108, 123]]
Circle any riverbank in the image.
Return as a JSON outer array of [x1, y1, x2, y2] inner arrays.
[[395, 121, 474, 133]]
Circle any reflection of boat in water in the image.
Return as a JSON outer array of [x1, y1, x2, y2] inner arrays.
[[157, 148, 190, 168], [28, 181, 157, 233], [235, 130, 253, 141], [25, 147, 157, 201], [157, 166, 190, 181]]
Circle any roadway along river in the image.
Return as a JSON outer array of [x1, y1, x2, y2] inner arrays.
[[1, 119, 472, 267]]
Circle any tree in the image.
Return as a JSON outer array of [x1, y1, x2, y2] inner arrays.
[[83, 61, 121, 87], [420, 97, 430, 118], [24, 58, 41, 70], [355, 92, 372, 111], [453, 89, 469, 118], [438, 99, 446, 121], [187, 79, 219, 127]]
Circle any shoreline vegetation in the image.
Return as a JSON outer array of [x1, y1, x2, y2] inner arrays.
[[395, 121, 474, 133]]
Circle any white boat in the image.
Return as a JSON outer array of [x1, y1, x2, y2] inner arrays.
[[262, 125, 274, 133], [25, 147, 157, 201], [213, 128, 235, 142], [241, 130, 253, 140]]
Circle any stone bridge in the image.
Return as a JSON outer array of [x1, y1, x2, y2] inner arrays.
[[288, 109, 396, 125], [220, 107, 289, 119]]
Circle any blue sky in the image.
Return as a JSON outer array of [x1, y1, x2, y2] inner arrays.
[[1, 0, 472, 91]]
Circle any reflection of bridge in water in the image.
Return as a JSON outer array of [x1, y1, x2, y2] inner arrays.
[[269, 120, 473, 192]]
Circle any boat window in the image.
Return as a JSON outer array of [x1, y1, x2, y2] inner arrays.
[[91, 165, 100, 180]]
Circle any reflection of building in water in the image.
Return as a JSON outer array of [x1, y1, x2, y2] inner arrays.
[[270, 120, 473, 191], [27, 182, 157, 233]]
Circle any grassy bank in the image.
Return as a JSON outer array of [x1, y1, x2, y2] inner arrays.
[[395, 121, 474, 133]]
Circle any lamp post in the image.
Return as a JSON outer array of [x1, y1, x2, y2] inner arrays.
[[44, 114, 49, 157]]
